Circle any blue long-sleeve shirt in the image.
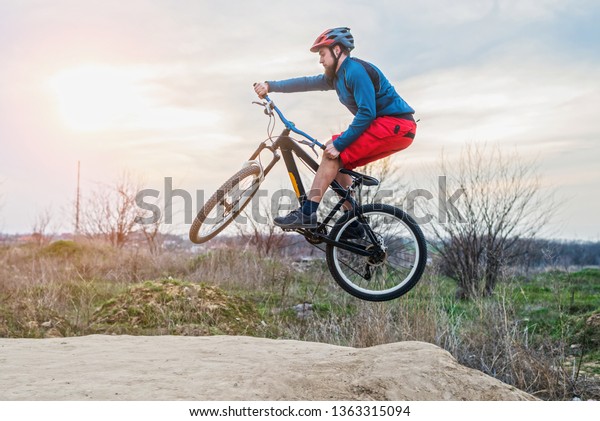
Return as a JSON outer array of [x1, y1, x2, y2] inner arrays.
[[267, 57, 414, 151]]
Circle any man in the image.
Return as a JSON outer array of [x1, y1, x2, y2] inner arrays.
[[254, 27, 416, 229]]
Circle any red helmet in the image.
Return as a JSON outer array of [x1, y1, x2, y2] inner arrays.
[[310, 27, 355, 53]]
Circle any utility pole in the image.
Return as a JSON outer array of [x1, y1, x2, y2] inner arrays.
[[75, 160, 80, 234]]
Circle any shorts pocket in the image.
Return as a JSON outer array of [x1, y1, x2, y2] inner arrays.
[[368, 116, 415, 139]]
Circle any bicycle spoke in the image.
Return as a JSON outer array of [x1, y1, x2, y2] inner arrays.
[[334, 253, 371, 280]]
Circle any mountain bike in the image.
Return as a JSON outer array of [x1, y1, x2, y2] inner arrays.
[[189, 95, 427, 301]]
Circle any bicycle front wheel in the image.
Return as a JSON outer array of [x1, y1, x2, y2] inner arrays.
[[189, 164, 262, 244], [325, 204, 427, 301]]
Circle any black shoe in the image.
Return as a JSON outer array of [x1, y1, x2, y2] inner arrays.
[[341, 222, 365, 240], [274, 209, 318, 229]]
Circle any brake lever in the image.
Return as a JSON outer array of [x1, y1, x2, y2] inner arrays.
[[251, 101, 273, 116], [297, 139, 319, 158]]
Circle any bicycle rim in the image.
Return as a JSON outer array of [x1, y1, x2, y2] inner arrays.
[[326, 204, 427, 301], [189, 165, 261, 243]]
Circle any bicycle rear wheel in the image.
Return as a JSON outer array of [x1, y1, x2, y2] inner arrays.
[[189, 164, 262, 244], [325, 203, 427, 301]]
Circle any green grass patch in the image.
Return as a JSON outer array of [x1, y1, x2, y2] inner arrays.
[[512, 269, 600, 343]]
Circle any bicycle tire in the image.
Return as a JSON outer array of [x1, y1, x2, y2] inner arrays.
[[325, 203, 427, 301], [189, 165, 262, 244]]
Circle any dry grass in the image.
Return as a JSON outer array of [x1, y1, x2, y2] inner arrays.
[[445, 289, 577, 400], [0, 240, 189, 337], [282, 273, 444, 348]]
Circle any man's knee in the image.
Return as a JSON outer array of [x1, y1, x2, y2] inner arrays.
[[320, 156, 341, 170]]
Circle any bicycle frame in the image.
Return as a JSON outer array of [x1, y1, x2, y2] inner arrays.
[[246, 97, 378, 257]]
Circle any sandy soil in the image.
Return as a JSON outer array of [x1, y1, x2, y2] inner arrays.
[[0, 335, 535, 400]]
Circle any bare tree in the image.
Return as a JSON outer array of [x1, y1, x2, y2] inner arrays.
[[427, 143, 556, 299], [31, 207, 53, 246], [137, 192, 167, 255], [81, 172, 144, 248], [237, 200, 288, 257]]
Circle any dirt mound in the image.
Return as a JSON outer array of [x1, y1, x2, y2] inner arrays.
[[0, 335, 536, 400], [582, 312, 600, 347], [89, 280, 260, 336]]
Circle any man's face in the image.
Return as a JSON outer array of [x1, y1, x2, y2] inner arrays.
[[319, 47, 336, 79]]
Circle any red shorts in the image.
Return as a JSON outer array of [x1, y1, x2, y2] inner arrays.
[[335, 116, 416, 170]]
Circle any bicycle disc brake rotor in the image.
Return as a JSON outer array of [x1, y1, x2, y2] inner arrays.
[[219, 176, 258, 219], [366, 242, 387, 267]]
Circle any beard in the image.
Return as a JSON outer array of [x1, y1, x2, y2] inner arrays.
[[324, 65, 336, 80]]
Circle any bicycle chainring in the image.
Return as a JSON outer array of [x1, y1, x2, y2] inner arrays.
[[303, 226, 328, 245]]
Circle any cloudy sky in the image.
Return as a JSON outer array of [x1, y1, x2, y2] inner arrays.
[[1, 0, 598, 239]]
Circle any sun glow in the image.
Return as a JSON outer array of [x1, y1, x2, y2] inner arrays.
[[49, 64, 218, 132]]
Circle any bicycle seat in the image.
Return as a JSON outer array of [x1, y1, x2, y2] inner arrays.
[[339, 168, 380, 187]]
